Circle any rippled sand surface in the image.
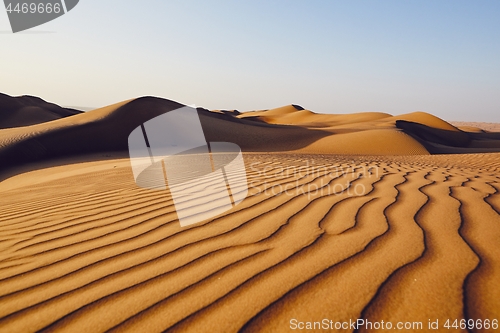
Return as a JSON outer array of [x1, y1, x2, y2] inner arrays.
[[1, 153, 499, 332]]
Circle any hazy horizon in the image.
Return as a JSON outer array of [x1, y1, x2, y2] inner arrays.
[[1, 1, 499, 122]]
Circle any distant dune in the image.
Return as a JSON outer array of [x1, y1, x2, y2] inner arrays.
[[0, 93, 82, 129], [0, 93, 499, 332], [451, 121, 500, 133]]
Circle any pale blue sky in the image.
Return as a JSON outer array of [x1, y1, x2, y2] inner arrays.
[[1, 1, 499, 121]]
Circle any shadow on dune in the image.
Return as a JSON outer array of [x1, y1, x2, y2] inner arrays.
[[396, 120, 500, 154], [0, 93, 83, 129]]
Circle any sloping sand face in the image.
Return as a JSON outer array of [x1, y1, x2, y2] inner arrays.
[[0, 153, 499, 332]]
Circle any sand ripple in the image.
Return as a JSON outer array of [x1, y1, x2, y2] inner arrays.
[[0, 153, 499, 332]]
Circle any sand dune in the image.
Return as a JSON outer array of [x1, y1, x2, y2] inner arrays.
[[1, 94, 500, 332], [0, 93, 82, 129], [1, 95, 500, 172], [0, 98, 335, 169], [451, 122, 500, 133]]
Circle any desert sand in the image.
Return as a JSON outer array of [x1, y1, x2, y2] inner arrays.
[[0, 94, 499, 332], [450, 122, 500, 133]]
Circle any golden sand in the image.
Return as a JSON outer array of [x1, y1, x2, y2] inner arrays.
[[0, 153, 499, 332], [0, 95, 499, 332]]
